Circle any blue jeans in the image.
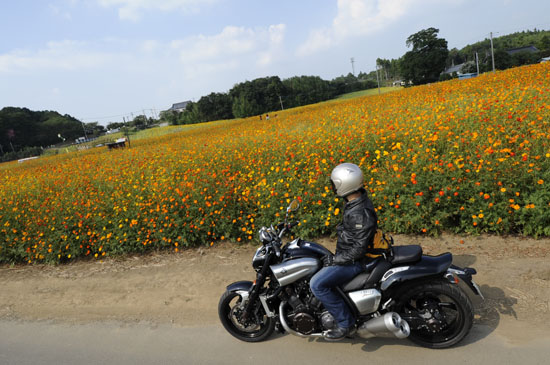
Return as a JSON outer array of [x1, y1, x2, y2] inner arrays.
[[310, 263, 363, 329]]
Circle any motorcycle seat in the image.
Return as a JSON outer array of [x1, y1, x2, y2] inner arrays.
[[391, 245, 422, 265], [341, 259, 392, 292]]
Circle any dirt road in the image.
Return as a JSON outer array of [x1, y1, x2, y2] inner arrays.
[[1, 320, 549, 365], [1, 234, 549, 363]]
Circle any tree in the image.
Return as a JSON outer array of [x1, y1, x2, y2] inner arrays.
[[177, 102, 202, 125], [196, 92, 233, 122], [494, 50, 513, 70], [282, 76, 334, 108], [229, 76, 286, 118], [401, 28, 449, 85], [376, 58, 391, 80], [84, 122, 106, 135], [447, 48, 465, 68], [107, 122, 125, 130], [159, 111, 178, 126]]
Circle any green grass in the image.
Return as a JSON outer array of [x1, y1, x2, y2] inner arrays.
[[41, 125, 194, 156], [336, 86, 403, 100]]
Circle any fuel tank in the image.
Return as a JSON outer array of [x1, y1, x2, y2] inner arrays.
[[270, 258, 320, 286], [283, 238, 332, 260]]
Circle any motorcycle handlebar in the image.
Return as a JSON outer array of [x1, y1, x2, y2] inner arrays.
[[277, 221, 299, 231]]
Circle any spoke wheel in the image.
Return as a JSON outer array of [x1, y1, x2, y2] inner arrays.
[[218, 290, 275, 342], [395, 280, 474, 348]]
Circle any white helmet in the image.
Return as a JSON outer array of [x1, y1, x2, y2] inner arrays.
[[330, 163, 364, 197]]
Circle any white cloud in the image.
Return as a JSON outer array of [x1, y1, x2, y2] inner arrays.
[[97, 0, 219, 21], [0, 22, 286, 81], [49, 3, 73, 20], [0, 40, 116, 73], [140, 40, 159, 53], [171, 24, 286, 79], [298, 0, 447, 56]]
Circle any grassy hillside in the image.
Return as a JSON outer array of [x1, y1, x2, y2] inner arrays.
[[336, 86, 402, 100], [1, 63, 549, 264]]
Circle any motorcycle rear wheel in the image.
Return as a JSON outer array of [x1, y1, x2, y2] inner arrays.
[[395, 280, 474, 349], [218, 290, 276, 342]]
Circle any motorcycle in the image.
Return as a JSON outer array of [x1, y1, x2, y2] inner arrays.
[[218, 200, 484, 348]]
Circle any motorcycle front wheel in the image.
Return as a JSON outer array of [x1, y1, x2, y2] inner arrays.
[[395, 280, 474, 349], [218, 290, 276, 342]]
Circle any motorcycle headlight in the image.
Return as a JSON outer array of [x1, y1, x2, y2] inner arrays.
[[252, 246, 267, 271]]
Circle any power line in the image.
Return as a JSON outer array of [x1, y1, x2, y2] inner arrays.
[[79, 108, 160, 123]]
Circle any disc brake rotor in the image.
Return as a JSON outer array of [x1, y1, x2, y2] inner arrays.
[[230, 303, 261, 332]]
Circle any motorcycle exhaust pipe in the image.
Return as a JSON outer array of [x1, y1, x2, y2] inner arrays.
[[357, 312, 410, 339]]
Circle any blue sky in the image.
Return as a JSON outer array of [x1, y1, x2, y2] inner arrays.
[[1, 0, 549, 125]]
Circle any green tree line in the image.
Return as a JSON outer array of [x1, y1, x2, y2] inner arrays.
[[0, 107, 104, 162], [376, 28, 550, 85], [161, 74, 377, 125]]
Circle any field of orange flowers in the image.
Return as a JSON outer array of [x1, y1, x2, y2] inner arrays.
[[1, 63, 549, 264]]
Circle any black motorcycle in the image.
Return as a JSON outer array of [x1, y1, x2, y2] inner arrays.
[[218, 200, 483, 348]]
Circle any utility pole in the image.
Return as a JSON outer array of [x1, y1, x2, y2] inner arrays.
[[350, 57, 355, 76], [279, 95, 284, 110], [81, 120, 88, 140], [475, 52, 480, 75], [490, 32, 496, 72], [122, 116, 131, 148], [375, 64, 381, 95]]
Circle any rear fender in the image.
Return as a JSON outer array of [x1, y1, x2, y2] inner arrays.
[[447, 265, 484, 299], [380, 253, 452, 291]]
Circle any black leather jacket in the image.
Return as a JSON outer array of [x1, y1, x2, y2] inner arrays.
[[333, 189, 378, 265]]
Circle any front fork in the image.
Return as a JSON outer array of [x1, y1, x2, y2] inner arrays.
[[242, 254, 273, 320]]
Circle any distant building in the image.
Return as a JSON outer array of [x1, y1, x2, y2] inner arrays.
[[442, 63, 466, 75], [442, 62, 477, 80], [168, 101, 191, 112], [540, 56, 550, 63], [506, 45, 539, 55]]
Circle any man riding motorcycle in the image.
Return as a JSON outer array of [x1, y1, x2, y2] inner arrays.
[[310, 163, 378, 340]]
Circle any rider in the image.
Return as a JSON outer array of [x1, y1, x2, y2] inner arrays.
[[310, 162, 378, 340]]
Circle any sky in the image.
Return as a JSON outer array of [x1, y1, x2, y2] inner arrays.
[[1, 0, 549, 125]]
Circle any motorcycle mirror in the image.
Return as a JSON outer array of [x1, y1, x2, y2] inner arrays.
[[287, 200, 300, 213]]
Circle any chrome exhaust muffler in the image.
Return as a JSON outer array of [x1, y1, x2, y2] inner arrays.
[[357, 312, 410, 339]]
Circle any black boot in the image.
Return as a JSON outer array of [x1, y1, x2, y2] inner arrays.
[[324, 326, 356, 341]]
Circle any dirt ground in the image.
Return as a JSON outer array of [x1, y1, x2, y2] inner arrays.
[[1, 234, 549, 344]]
